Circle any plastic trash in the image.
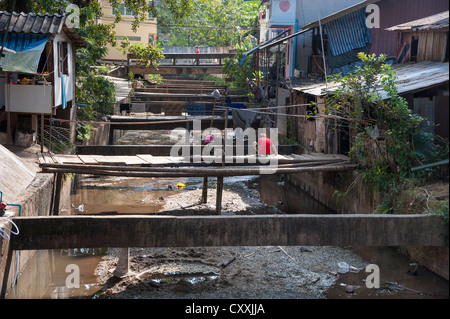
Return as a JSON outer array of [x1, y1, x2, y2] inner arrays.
[[211, 89, 221, 100], [349, 266, 360, 273], [337, 262, 349, 273]]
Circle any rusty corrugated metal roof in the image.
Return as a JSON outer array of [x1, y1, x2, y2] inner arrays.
[[386, 10, 449, 31], [369, 0, 449, 57], [0, 11, 65, 35], [293, 61, 449, 99]]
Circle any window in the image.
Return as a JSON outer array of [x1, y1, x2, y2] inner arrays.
[[58, 42, 69, 76], [116, 35, 141, 42], [306, 95, 317, 121], [112, 1, 155, 18], [410, 36, 419, 62], [148, 33, 156, 45], [112, 3, 137, 17], [148, 1, 155, 19]]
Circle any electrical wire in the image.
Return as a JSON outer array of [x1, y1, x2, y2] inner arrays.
[[0, 216, 19, 241], [0, 216, 20, 289]]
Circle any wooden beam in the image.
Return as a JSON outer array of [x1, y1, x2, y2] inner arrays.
[[128, 65, 224, 75], [39, 163, 358, 177], [75, 144, 301, 156], [10, 214, 448, 251]]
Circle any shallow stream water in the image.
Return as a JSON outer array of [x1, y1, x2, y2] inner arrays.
[[6, 174, 449, 299]]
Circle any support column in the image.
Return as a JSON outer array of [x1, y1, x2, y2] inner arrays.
[[201, 177, 208, 203], [215, 177, 224, 215], [215, 107, 228, 215], [113, 248, 130, 278]]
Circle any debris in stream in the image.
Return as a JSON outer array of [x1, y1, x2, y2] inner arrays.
[[385, 281, 434, 296], [135, 261, 221, 285], [64, 173, 449, 299], [407, 263, 419, 276], [345, 285, 355, 293], [221, 257, 236, 268]]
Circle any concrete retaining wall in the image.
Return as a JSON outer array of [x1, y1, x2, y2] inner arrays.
[[285, 169, 449, 280], [0, 146, 74, 297], [286, 170, 378, 214]]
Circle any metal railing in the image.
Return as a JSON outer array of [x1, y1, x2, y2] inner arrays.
[[37, 120, 72, 154]]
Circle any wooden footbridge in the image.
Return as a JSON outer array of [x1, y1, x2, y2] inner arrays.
[[1, 145, 447, 298], [37, 152, 357, 178], [2, 63, 448, 300], [128, 52, 235, 75]]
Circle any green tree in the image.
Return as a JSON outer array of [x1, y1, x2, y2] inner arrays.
[[222, 38, 256, 89], [325, 53, 447, 213], [119, 36, 165, 68], [1, 0, 194, 138], [157, 0, 260, 47]]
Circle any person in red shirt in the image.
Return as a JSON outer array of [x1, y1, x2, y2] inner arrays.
[[196, 46, 200, 54], [253, 133, 278, 156]]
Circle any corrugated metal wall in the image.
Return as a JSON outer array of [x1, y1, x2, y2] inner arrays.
[[370, 0, 449, 56]]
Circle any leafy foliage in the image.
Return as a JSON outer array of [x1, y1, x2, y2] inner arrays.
[[119, 36, 165, 67], [222, 38, 256, 89], [76, 75, 116, 121], [325, 53, 447, 213], [157, 0, 260, 47], [2, 0, 196, 141]]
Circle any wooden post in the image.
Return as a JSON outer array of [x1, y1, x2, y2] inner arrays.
[[215, 176, 224, 215], [0, 242, 15, 298], [202, 98, 217, 204], [41, 114, 45, 153], [7, 111, 11, 145], [6, 73, 12, 145], [49, 114, 52, 152], [216, 107, 228, 215], [201, 177, 208, 203], [108, 125, 114, 145]]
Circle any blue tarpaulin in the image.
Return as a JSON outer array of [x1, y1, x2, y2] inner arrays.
[[0, 34, 49, 74], [324, 8, 371, 57]]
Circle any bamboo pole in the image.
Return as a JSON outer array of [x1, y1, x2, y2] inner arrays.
[[39, 159, 348, 172], [41, 163, 357, 178], [41, 114, 44, 152]]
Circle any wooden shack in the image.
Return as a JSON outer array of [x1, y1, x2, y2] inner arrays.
[[386, 11, 449, 63]]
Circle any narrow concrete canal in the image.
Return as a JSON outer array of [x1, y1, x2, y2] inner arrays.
[[5, 174, 449, 299]]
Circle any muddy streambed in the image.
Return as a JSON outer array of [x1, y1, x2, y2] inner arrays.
[[6, 174, 449, 299]]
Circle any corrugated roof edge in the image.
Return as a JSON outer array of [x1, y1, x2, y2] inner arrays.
[[0, 11, 65, 35], [385, 10, 449, 32], [292, 61, 449, 100], [0, 11, 86, 48]]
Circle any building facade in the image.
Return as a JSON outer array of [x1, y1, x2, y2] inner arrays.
[[99, 0, 157, 62]]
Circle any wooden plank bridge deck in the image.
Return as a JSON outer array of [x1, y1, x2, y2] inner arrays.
[[36, 150, 358, 221], [37, 152, 357, 177]]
